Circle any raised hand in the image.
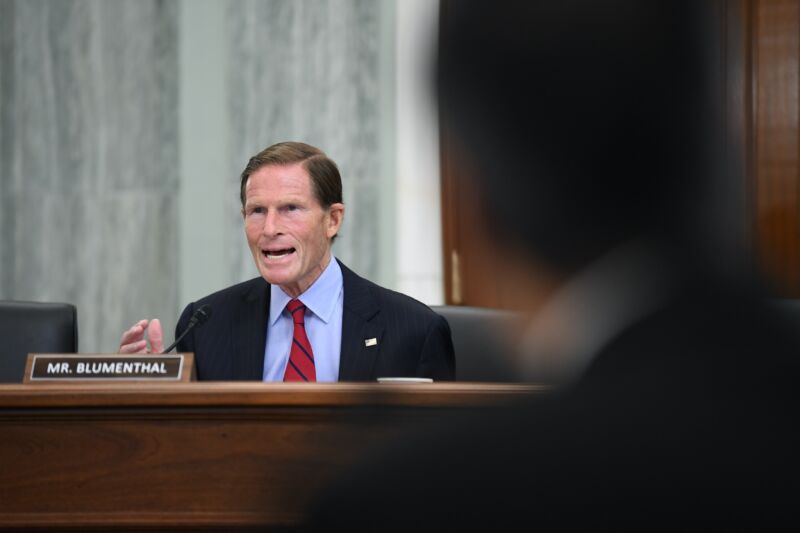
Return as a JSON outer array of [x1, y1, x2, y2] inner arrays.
[[118, 318, 164, 354]]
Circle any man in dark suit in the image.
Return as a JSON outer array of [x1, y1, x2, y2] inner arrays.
[[310, 0, 800, 529], [120, 142, 454, 382]]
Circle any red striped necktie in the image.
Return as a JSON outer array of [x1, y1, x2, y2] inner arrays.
[[283, 299, 316, 382]]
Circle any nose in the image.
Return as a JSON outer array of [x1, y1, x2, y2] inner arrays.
[[261, 210, 282, 237]]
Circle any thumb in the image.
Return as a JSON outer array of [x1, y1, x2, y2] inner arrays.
[[148, 319, 165, 354]]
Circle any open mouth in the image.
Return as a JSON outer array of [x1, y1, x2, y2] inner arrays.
[[262, 247, 296, 260]]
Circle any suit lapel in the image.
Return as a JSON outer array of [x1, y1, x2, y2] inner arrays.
[[232, 278, 269, 380], [338, 261, 383, 381]]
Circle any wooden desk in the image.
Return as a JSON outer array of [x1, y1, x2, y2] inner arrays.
[[0, 382, 543, 531]]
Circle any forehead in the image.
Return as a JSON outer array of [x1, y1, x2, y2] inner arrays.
[[244, 163, 314, 202]]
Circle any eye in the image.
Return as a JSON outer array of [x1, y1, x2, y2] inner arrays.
[[247, 206, 265, 216], [284, 204, 299, 213]]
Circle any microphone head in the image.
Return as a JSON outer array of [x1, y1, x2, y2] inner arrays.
[[194, 304, 212, 324]]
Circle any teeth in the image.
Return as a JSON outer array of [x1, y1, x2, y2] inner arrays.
[[265, 249, 292, 259]]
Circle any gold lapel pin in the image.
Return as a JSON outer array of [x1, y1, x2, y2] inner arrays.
[[364, 338, 378, 347]]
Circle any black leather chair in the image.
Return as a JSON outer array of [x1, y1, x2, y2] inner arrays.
[[0, 300, 78, 383], [432, 305, 523, 382]]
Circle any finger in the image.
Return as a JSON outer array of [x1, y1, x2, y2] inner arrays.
[[148, 318, 164, 354], [119, 339, 147, 354], [119, 320, 149, 349]]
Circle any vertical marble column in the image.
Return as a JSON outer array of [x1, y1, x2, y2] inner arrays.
[[394, 0, 443, 304], [0, 0, 179, 352], [226, 0, 383, 285]]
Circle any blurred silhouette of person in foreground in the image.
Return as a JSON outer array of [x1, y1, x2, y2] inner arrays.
[[310, 1, 800, 529]]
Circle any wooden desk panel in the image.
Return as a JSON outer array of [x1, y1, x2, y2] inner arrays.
[[0, 383, 543, 531]]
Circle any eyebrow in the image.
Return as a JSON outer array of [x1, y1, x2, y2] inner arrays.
[[246, 197, 307, 207]]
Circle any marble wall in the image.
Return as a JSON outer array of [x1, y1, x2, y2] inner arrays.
[[225, 0, 384, 285], [0, 0, 179, 352]]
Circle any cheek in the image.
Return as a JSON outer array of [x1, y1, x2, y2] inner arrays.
[[244, 223, 259, 243], [285, 218, 320, 245]]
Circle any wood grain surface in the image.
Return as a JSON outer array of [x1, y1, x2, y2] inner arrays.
[[751, 0, 800, 295], [0, 383, 543, 531]]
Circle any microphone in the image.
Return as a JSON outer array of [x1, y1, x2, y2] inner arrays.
[[161, 304, 212, 354]]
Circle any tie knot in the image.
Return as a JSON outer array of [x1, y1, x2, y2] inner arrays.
[[286, 299, 306, 316]]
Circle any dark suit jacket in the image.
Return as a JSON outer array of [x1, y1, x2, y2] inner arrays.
[[175, 261, 455, 381], [309, 276, 800, 530]]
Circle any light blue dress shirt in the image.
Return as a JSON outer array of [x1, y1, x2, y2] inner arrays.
[[262, 257, 343, 382]]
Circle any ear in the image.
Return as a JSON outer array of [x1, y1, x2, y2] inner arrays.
[[326, 203, 345, 239], [241, 207, 246, 220]]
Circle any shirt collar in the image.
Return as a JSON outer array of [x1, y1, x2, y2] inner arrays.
[[269, 256, 343, 325]]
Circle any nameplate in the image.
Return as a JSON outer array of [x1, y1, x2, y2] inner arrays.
[[23, 353, 195, 383]]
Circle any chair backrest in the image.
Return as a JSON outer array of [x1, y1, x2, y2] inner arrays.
[[431, 305, 523, 382], [0, 301, 78, 383]]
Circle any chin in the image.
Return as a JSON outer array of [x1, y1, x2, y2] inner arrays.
[[259, 270, 285, 285], [258, 266, 294, 287]]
